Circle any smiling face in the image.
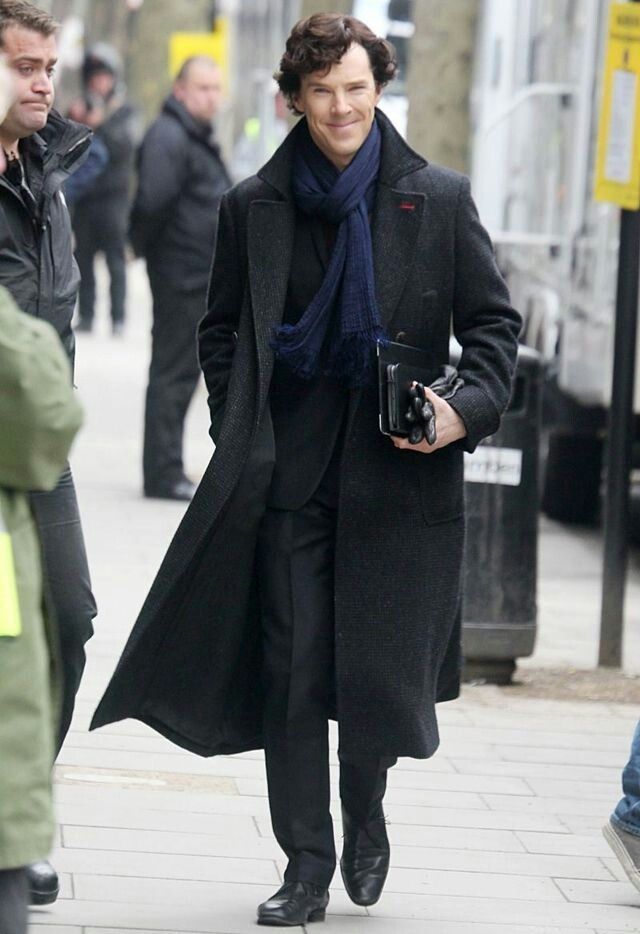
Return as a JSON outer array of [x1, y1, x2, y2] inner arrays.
[[293, 42, 381, 171], [0, 25, 56, 146]]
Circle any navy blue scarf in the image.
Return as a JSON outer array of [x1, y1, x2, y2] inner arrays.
[[271, 118, 387, 386]]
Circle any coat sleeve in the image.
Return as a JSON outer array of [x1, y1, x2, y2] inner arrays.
[[129, 120, 189, 257], [447, 177, 522, 452], [198, 191, 242, 445], [0, 289, 83, 492]]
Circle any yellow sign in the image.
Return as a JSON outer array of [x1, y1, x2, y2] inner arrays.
[[595, 3, 640, 209], [169, 19, 229, 85], [0, 530, 21, 638]]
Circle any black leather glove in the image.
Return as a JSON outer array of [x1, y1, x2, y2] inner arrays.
[[404, 366, 464, 446]]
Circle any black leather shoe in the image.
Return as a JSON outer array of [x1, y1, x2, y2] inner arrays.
[[27, 860, 59, 905], [144, 478, 196, 501], [257, 881, 329, 926], [340, 808, 390, 906]]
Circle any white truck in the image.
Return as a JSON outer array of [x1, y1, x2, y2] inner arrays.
[[469, 0, 640, 525]]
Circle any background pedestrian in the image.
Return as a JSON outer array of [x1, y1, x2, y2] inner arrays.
[[70, 43, 139, 336], [130, 54, 231, 501], [0, 289, 83, 934], [604, 721, 640, 893], [0, 0, 98, 905]]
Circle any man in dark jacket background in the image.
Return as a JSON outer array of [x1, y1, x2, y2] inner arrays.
[[0, 0, 97, 907], [69, 43, 139, 336], [130, 55, 231, 501]]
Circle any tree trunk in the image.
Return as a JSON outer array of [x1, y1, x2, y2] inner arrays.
[[124, 0, 214, 124], [84, 0, 129, 55], [406, 0, 478, 174], [300, 0, 352, 17]]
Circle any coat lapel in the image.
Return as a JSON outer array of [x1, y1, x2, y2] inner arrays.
[[248, 199, 295, 414], [372, 184, 426, 329]]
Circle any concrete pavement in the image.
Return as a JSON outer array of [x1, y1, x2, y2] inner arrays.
[[30, 260, 640, 933]]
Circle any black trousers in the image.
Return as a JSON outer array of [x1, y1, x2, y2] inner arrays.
[[73, 198, 128, 326], [0, 869, 28, 934], [142, 268, 204, 492], [30, 466, 97, 751], [257, 490, 396, 887]]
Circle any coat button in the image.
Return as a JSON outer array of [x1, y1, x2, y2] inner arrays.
[[395, 331, 407, 342]]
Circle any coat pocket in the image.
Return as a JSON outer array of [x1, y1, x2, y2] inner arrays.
[[418, 444, 464, 525]]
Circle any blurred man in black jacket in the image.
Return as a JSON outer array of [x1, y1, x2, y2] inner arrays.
[[130, 55, 231, 501], [70, 44, 138, 336]]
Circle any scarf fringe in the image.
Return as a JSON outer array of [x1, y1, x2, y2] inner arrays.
[[272, 325, 388, 386], [270, 324, 326, 381], [328, 326, 388, 387]]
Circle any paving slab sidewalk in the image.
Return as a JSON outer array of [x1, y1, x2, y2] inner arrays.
[[29, 261, 640, 934]]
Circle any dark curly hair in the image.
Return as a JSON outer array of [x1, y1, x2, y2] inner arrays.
[[275, 13, 397, 114]]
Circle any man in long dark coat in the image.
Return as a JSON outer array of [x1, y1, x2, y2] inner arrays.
[[92, 13, 521, 927]]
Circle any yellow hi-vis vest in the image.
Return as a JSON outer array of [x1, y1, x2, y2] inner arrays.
[[0, 512, 21, 637]]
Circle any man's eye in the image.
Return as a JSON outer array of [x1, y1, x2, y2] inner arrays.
[[18, 66, 33, 75], [47, 68, 56, 77]]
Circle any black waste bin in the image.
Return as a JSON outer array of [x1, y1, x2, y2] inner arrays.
[[457, 344, 543, 684]]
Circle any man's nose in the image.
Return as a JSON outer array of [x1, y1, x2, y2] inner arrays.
[[331, 92, 351, 114], [33, 72, 52, 95]]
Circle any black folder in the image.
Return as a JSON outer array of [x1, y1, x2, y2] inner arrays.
[[377, 340, 439, 437]]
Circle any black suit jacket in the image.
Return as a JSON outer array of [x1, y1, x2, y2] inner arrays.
[[268, 210, 349, 510]]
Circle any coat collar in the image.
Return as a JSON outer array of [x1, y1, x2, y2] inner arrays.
[[162, 95, 219, 148], [257, 107, 427, 200], [30, 109, 92, 173], [0, 109, 92, 211]]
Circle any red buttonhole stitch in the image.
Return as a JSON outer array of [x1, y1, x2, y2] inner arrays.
[[399, 202, 415, 211]]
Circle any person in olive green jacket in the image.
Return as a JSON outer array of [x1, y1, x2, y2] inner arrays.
[[0, 286, 83, 934]]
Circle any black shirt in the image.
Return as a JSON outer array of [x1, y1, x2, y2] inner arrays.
[[268, 210, 349, 510]]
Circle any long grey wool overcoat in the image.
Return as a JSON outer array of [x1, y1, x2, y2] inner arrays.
[[91, 111, 521, 760]]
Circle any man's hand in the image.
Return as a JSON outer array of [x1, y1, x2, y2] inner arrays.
[[391, 386, 467, 454]]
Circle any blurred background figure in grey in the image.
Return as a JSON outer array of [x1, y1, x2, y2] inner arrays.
[[68, 42, 139, 337], [130, 55, 231, 501]]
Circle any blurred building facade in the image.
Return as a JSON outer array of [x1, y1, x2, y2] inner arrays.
[[469, 0, 638, 526]]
